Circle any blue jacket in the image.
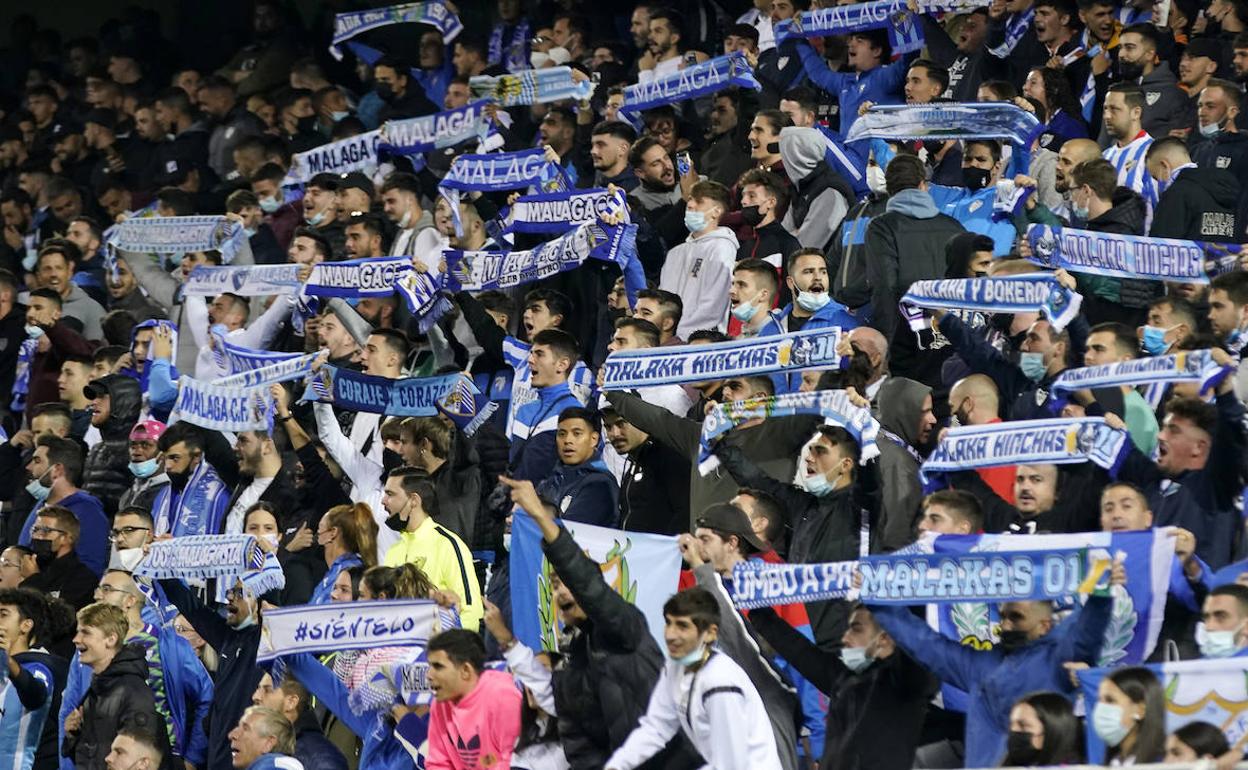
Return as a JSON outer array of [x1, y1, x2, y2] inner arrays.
[[19, 492, 109, 575], [508, 381, 582, 483], [60, 623, 214, 769], [759, 300, 859, 392], [796, 41, 906, 138], [928, 185, 1018, 256], [536, 458, 620, 527], [284, 652, 416, 770], [870, 594, 1112, 767]]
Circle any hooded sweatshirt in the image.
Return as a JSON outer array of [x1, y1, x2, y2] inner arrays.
[[1149, 166, 1239, 242], [1138, 62, 1191, 139], [659, 226, 739, 340], [778, 128, 852, 254], [876, 377, 931, 551], [427, 669, 521, 770], [82, 375, 143, 517]]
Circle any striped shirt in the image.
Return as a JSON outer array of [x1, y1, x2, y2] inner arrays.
[[501, 336, 592, 440], [1103, 131, 1158, 221], [0, 654, 53, 770]]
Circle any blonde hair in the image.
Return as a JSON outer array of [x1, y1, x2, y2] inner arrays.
[[323, 503, 380, 567], [77, 602, 128, 649]]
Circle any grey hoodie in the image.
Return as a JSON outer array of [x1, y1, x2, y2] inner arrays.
[[658, 225, 739, 339], [778, 127, 849, 253], [877, 377, 931, 551]]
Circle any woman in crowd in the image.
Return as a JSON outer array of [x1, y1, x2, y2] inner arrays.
[[1000, 691, 1085, 766], [310, 503, 379, 605], [1093, 667, 1167, 765], [1166, 721, 1230, 763]]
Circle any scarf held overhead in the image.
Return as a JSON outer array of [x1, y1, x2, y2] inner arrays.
[[469, 67, 595, 107], [698, 389, 881, 475], [329, 2, 462, 60], [899, 275, 1082, 332], [302, 366, 476, 417], [601, 326, 844, 389], [182, 263, 304, 297], [501, 188, 629, 234], [108, 216, 247, 265], [846, 102, 1042, 145], [1049, 349, 1234, 408], [621, 52, 760, 114], [283, 130, 382, 186], [170, 376, 274, 432], [257, 600, 443, 662], [378, 99, 493, 156], [1026, 224, 1242, 285], [134, 534, 265, 580]]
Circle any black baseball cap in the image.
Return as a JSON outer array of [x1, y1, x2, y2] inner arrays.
[[695, 503, 767, 553]]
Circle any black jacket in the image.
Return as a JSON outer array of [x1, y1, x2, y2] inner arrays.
[[65, 643, 166, 770], [543, 527, 700, 770], [1150, 166, 1239, 242], [1138, 62, 1191, 138], [828, 194, 889, 310], [1079, 187, 1158, 324], [619, 438, 692, 536], [81, 375, 143, 518], [751, 607, 937, 770], [22, 551, 98, 609], [736, 219, 801, 265], [158, 578, 264, 770], [715, 443, 876, 647]]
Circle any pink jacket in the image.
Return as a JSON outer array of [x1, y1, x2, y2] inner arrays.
[[427, 669, 522, 769]]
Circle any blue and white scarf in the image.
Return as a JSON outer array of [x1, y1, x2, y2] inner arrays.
[[183, 263, 304, 297], [302, 366, 475, 417], [899, 275, 1082, 333], [488, 18, 530, 71], [378, 100, 493, 157], [774, 0, 988, 52], [256, 599, 443, 662], [209, 327, 305, 376], [470, 67, 594, 107], [212, 351, 323, 389], [10, 337, 37, 413], [1049, 350, 1234, 408], [847, 102, 1042, 145], [444, 220, 644, 303], [329, 2, 462, 60], [435, 374, 498, 438], [282, 130, 383, 187], [501, 188, 629, 234], [134, 534, 276, 595], [306, 256, 412, 298], [988, 6, 1036, 58], [108, 216, 247, 275], [310, 553, 364, 605], [152, 456, 229, 538], [602, 327, 844, 389], [699, 389, 880, 475], [170, 376, 274, 432], [214, 549, 286, 605], [439, 147, 568, 235], [394, 270, 453, 334], [1026, 224, 1241, 285], [920, 417, 1130, 492], [622, 52, 760, 115]]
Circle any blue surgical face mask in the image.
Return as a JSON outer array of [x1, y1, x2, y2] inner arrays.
[[259, 196, 281, 214], [801, 471, 833, 497], [673, 641, 706, 667], [331, 110, 350, 123], [796, 290, 831, 312], [128, 458, 161, 479], [1196, 621, 1244, 658], [25, 472, 51, 501], [244, 226, 258, 239], [839, 645, 872, 673], [1018, 351, 1047, 382], [1140, 325, 1172, 355], [730, 301, 758, 322], [1091, 701, 1133, 747], [684, 210, 707, 234], [21, 252, 37, 272], [306, 209, 327, 226], [24, 324, 45, 339], [1200, 120, 1225, 138]]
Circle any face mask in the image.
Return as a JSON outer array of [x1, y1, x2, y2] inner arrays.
[[167, 468, 191, 487], [30, 537, 54, 568], [839, 645, 872, 673], [305, 209, 327, 226], [1196, 621, 1244, 658], [730, 301, 758, 322], [673, 641, 706, 667], [801, 471, 834, 497], [684, 210, 707, 233], [129, 458, 160, 478], [234, 611, 257, 630], [24, 324, 44, 339], [741, 205, 765, 227], [26, 471, 51, 501], [399, 209, 413, 229], [1200, 120, 1225, 138], [1140, 326, 1172, 355], [296, 114, 318, 133], [1018, 351, 1047, 382], [331, 110, 350, 123], [244, 227, 258, 239], [997, 628, 1030, 651], [962, 166, 992, 191], [1072, 201, 1090, 221], [385, 502, 409, 533], [109, 547, 145, 572], [1092, 701, 1133, 747], [530, 51, 552, 68], [502, 533, 512, 552], [1006, 731, 1040, 764], [796, 290, 831, 312], [260, 533, 280, 548], [259, 196, 280, 213], [1118, 59, 1145, 81]]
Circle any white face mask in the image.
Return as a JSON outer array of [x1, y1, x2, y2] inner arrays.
[[546, 46, 572, 65], [109, 547, 145, 572], [530, 51, 551, 68]]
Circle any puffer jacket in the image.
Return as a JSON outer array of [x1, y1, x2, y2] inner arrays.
[[82, 375, 143, 517], [543, 527, 700, 770], [65, 643, 166, 770]]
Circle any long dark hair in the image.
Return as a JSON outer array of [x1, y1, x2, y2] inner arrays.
[[1171, 721, 1229, 759], [1032, 67, 1083, 124], [1105, 666, 1167, 764], [1003, 691, 1085, 766]]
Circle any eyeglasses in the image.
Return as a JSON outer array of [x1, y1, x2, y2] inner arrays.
[[173, 623, 194, 635], [0, 559, 20, 569], [225, 588, 245, 601], [94, 584, 132, 597], [108, 526, 150, 541], [30, 526, 66, 537], [531, 35, 549, 45]]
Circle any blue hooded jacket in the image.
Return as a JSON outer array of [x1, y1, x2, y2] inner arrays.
[[536, 458, 620, 527], [869, 594, 1112, 767]]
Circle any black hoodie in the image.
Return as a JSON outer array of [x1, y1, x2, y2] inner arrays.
[[65, 643, 166, 770], [81, 375, 143, 518], [1150, 166, 1240, 242]]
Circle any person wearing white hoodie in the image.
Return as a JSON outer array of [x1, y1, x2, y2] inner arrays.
[[659, 180, 738, 340]]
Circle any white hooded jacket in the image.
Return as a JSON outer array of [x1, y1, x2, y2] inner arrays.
[[659, 226, 739, 340]]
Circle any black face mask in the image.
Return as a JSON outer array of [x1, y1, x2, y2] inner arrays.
[[375, 83, 396, 102], [1006, 731, 1041, 765], [296, 114, 318, 134], [384, 512, 406, 533], [997, 629, 1030, 651], [962, 166, 991, 191], [167, 465, 193, 488], [30, 538, 54, 569], [741, 205, 765, 227], [765, 141, 780, 155], [1118, 59, 1145, 81]]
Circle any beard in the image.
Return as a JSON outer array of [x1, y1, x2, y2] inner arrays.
[[641, 176, 676, 193]]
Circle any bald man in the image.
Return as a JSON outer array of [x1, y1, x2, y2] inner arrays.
[[1021, 138, 1101, 224], [949, 375, 1014, 503], [1145, 136, 1239, 243], [844, 327, 890, 404]]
